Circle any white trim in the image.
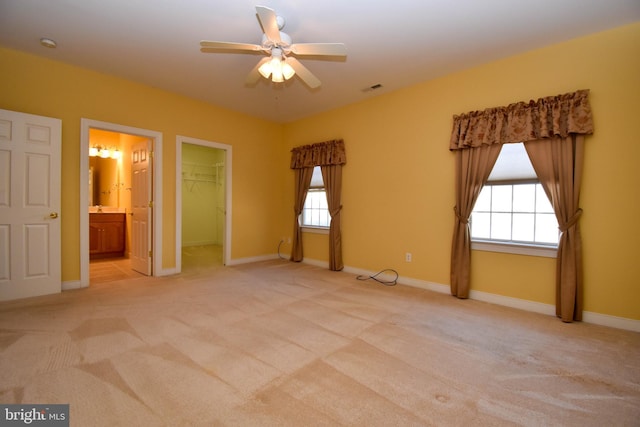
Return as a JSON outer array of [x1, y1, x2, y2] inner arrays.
[[226, 254, 279, 266], [62, 280, 83, 291], [301, 259, 640, 332], [80, 119, 164, 287], [472, 240, 557, 258], [176, 135, 232, 272], [469, 289, 556, 316], [582, 311, 640, 332], [302, 226, 329, 235]]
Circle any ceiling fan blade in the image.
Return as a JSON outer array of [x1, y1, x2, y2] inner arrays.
[[256, 6, 281, 43], [286, 57, 321, 89], [200, 41, 263, 52], [246, 57, 270, 85], [289, 43, 347, 57]]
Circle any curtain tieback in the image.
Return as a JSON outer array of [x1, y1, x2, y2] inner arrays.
[[454, 206, 469, 224], [330, 205, 343, 217], [559, 208, 583, 232]]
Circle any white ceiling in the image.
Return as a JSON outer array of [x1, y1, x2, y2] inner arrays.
[[1, 1, 639, 123]]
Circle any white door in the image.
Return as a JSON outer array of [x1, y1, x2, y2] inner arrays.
[[130, 138, 152, 275], [0, 109, 61, 301]]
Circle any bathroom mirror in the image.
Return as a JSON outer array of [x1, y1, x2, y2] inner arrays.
[[89, 156, 120, 207]]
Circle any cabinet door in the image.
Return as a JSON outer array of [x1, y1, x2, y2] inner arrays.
[[102, 221, 125, 254], [89, 222, 102, 254]]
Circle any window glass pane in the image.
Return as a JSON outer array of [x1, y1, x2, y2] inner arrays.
[[491, 213, 512, 240], [513, 213, 534, 241], [471, 181, 559, 248], [320, 210, 330, 227], [302, 190, 329, 227], [491, 186, 512, 212], [474, 186, 491, 211], [513, 184, 535, 213], [471, 212, 491, 239], [535, 213, 559, 244], [535, 184, 554, 213]]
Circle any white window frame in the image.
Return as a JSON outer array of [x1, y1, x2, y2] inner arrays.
[[470, 143, 558, 258], [471, 183, 558, 258], [301, 166, 330, 233]]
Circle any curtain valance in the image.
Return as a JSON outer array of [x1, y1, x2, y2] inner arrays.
[[290, 139, 346, 169], [449, 90, 593, 150]]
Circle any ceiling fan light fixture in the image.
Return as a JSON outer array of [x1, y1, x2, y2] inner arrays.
[[282, 62, 295, 80], [271, 62, 284, 82], [258, 61, 272, 78], [258, 54, 295, 83]]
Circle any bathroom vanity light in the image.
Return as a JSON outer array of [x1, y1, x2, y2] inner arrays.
[[89, 146, 122, 159]]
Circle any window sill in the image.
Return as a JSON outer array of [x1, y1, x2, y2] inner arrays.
[[472, 240, 557, 258], [302, 226, 329, 235]]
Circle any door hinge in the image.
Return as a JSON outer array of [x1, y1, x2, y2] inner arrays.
[[148, 200, 153, 208], [149, 250, 152, 258], [149, 151, 154, 158]]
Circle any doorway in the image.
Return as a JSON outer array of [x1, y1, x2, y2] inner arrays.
[[79, 119, 164, 288], [176, 136, 232, 272]]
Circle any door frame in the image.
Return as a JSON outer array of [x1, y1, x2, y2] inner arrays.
[[79, 119, 164, 287], [176, 135, 232, 271]]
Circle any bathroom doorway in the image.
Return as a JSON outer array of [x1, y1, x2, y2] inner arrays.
[[176, 136, 232, 272], [79, 119, 164, 288]]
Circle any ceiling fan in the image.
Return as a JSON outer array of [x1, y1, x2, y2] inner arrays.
[[200, 5, 346, 89]]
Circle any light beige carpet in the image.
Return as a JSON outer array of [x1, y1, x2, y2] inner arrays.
[[1, 260, 638, 426]]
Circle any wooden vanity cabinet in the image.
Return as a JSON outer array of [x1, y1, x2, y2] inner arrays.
[[89, 213, 126, 259]]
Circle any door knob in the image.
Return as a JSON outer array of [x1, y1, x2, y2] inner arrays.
[[49, 212, 59, 219]]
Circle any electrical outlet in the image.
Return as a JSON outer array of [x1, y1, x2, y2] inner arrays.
[[405, 252, 412, 262]]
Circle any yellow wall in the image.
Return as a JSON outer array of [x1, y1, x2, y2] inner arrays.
[[283, 23, 640, 320], [0, 47, 285, 280], [1, 22, 638, 321]]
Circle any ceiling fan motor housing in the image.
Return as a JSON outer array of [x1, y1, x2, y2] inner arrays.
[[262, 32, 292, 50]]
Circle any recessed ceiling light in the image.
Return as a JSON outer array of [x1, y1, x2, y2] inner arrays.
[[39, 38, 57, 48]]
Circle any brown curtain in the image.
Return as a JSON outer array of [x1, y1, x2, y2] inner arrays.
[[450, 144, 502, 297], [524, 136, 585, 322], [321, 165, 343, 270], [290, 140, 346, 268], [449, 90, 593, 318], [290, 167, 313, 262]]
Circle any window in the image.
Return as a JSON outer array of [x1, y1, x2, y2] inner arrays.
[[301, 166, 330, 228], [471, 183, 558, 245], [470, 143, 559, 253]]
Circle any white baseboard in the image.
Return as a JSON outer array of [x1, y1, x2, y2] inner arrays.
[[226, 254, 280, 266], [182, 241, 220, 247], [156, 267, 178, 277], [582, 311, 640, 332], [306, 259, 640, 333], [62, 280, 86, 291], [469, 289, 556, 316]]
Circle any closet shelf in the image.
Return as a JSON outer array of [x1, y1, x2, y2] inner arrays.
[[182, 162, 224, 191]]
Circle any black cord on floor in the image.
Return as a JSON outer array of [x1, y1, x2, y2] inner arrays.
[[277, 240, 287, 260], [356, 269, 398, 286]]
